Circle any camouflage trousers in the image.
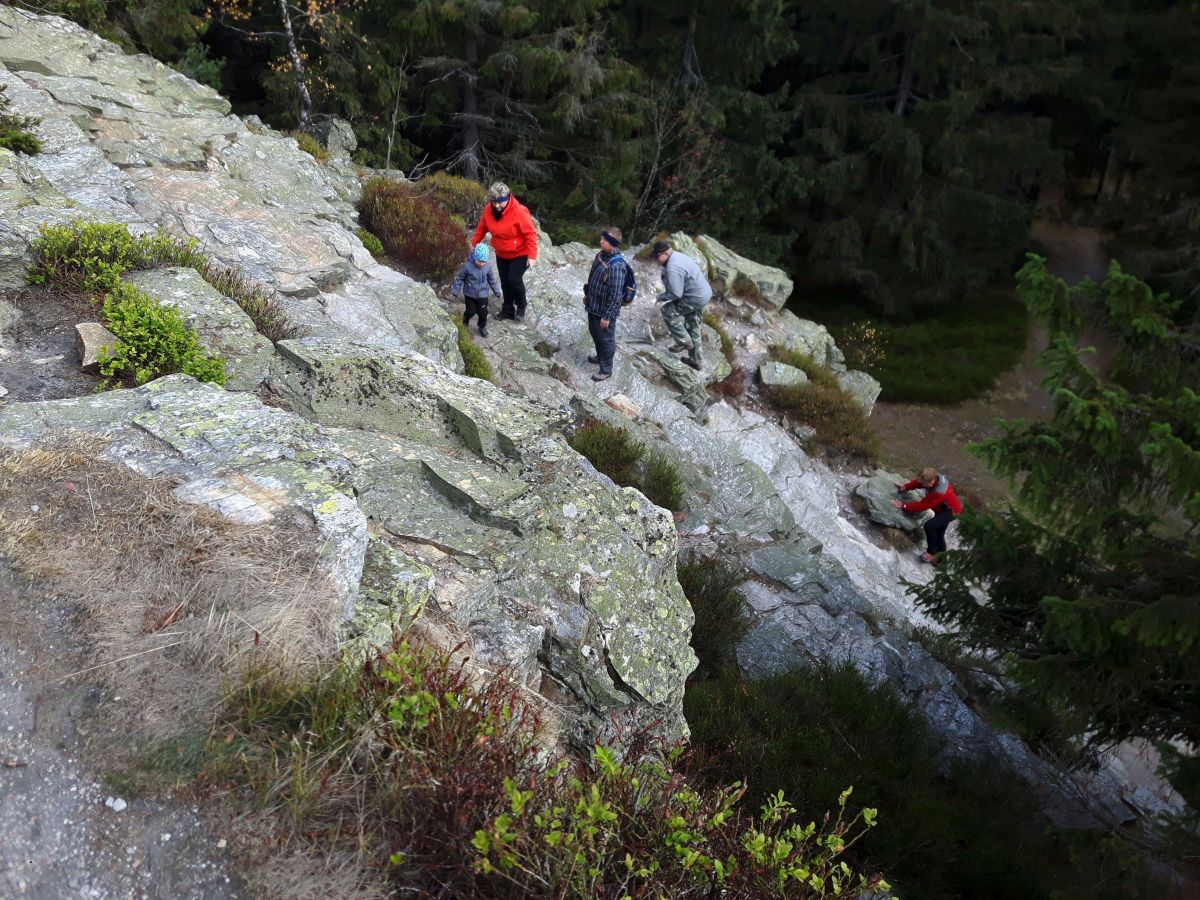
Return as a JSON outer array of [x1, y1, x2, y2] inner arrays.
[[660, 300, 704, 363]]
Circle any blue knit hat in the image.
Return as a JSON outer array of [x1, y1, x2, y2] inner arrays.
[[471, 244, 490, 263]]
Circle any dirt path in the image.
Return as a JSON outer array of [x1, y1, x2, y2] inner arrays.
[[870, 223, 1110, 506]]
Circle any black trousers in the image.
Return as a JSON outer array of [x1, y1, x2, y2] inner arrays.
[[924, 507, 956, 554], [463, 295, 488, 327], [497, 256, 528, 317], [587, 313, 617, 373]]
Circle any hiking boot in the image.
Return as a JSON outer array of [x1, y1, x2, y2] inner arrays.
[[681, 357, 702, 371], [587, 355, 600, 364], [668, 342, 690, 353], [478, 326, 489, 337], [496, 312, 515, 321], [515, 310, 526, 321], [592, 371, 612, 382]]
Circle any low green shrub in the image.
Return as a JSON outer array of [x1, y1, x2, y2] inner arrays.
[[356, 226, 384, 256], [703, 310, 735, 364], [215, 635, 889, 898], [99, 281, 225, 387], [765, 347, 878, 459], [455, 318, 494, 382], [568, 419, 686, 511], [29, 221, 205, 295], [420, 170, 487, 223], [290, 130, 330, 163], [0, 84, 40, 155], [359, 177, 468, 280], [677, 554, 749, 680]]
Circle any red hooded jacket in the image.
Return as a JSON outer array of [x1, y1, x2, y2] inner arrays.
[[471, 196, 539, 261], [899, 474, 963, 515]]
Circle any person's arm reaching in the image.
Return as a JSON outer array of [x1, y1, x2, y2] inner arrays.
[[471, 212, 489, 248]]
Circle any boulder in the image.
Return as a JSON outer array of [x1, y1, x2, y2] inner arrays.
[[604, 393, 642, 420], [854, 471, 929, 531], [695, 233, 794, 309], [125, 268, 275, 391], [836, 369, 882, 415], [307, 117, 357, 158], [74, 322, 120, 374], [775, 311, 845, 370], [758, 360, 808, 388]]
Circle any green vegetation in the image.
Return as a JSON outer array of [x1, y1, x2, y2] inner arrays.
[[420, 171, 488, 223], [568, 419, 685, 511], [687, 663, 1169, 900], [198, 261, 295, 342], [730, 273, 762, 303], [289, 130, 329, 162], [676, 554, 749, 681], [356, 227, 384, 256], [29, 222, 225, 387], [358, 177, 468, 280], [819, 291, 1029, 404], [911, 256, 1200, 832], [215, 636, 888, 898], [764, 347, 878, 460], [454, 318, 494, 382], [702, 310, 734, 365], [0, 83, 41, 155]]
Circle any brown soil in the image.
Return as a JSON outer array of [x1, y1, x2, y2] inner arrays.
[[0, 287, 100, 402], [870, 222, 1110, 509]]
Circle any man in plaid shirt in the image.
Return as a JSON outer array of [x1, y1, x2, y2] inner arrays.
[[582, 226, 636, 382]]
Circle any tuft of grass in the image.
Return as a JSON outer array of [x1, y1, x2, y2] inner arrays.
[[703, 310, 735, 364], [731, 272, 762, 303], [764, 346, 878, 460], [568, 419, 686, 511], [677, 554, 749, 681], [709, 366, 747, 398], [200, 261, 296, 343], [356, 227, 384, 256], [454, 318, 494, 382], [289, 130, 330, 163]]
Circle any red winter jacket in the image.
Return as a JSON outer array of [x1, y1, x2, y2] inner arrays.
[[471, 196, 539, 261], [899, 475, 963, 515]]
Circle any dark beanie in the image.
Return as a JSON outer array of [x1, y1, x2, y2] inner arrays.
[[651, 240, 672, 254]]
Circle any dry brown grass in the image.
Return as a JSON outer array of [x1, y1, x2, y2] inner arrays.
[[0, 438, 341, 742]]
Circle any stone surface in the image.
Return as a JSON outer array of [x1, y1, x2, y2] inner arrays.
[[604, 393, 642, 419], [854, 472, 929, 531], [74, 322, 120, 374], [836, 368, 882, 415], [758, 360, 808, 388], [126, 268, 274, 390], [307, 116, 356, 157], [695, 233, 794, 309]]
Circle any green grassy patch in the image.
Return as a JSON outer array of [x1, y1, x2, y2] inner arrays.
[[454, 318, 494, 382], [0, 84, 40, 155], [703, 310, 734, 364], [289, 130, 330, 163], [356, 227, 384, 256], [764, 346, 878, 460], [568, 419, 686, 511]]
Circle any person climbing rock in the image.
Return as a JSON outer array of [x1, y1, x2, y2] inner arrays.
[[892, 467, 963, 563], [652, 240, 711, 371], [471, 181, 538, 321], [582, 227, 635, 382], [451, 243, 502, 337]]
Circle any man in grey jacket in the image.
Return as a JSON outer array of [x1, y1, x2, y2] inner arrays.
[[652, 240, 712, 370]]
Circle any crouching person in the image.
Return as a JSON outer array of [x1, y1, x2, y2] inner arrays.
[[583, 227, 634, 382], [891, 467, 964, 563], [652, 239, 712, 371], [452, 244, 502, 337]]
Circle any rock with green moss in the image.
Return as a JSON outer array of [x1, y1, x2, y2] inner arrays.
[[695, 233, 794, 309], [758, 360, 808, 388], [837, 369, 883, 415]]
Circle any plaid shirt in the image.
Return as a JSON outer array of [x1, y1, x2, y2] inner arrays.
[[585, 251, 634, 319]]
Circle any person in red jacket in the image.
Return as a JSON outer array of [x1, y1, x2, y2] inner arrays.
[[891, 467, 963, 563], [471, 181, 539, 321]]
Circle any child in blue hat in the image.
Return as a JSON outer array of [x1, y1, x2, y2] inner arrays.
[[452, 243, 502, 336]]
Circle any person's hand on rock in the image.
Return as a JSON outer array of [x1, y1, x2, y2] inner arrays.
[[890, 499, 904, 509]]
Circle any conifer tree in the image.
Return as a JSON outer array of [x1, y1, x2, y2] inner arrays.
[[911, 255, 1200, 803]]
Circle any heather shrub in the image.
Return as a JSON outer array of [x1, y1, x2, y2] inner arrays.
[[455, 318, 494, 382], [200, 261, 296, 342], [99, 281, 225, 387], [420, 170, 487, 223], [765, 346, 878, 460], [677, 553, 749, 680], [359, 177, 468, 279], [568, 419, 685, 511]]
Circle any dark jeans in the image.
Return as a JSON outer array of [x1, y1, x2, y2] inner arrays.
[[463, 295, 488, 328], [924, 507, 956, 554], [587, 313, 617, 373], [497, 256, 528, 317]]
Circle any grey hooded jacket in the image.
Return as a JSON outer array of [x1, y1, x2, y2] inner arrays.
[[658, 251, 713, 308]]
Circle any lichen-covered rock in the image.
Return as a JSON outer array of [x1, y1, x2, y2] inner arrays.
[[836, 369, 882, 415], [695, 233, 794, 309], [125, 268, 274, 390], [775, 310, 846, 370], [854, 471, 929, 531], [758, 360, 808, 388]]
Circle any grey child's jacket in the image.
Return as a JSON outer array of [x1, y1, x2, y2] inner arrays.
[[452, 258, 501, 299]]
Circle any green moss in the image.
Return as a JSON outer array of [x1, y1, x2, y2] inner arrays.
[[703, 310, 735, 364], [454, 318, 494, 382], [0, 84, 40, 155], [356, 227, 384, 256], [290, 130, 330, 163]]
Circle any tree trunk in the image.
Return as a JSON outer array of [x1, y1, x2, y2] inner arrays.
[[461, 37, 481, 182], [1095, 141, 1116, 200], [276, 0, 312, 128], [894, 33, 915, 116], [682, 11, 702, 87]]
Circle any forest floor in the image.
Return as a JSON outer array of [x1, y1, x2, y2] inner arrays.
[[869, 222, 1110, 508]]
